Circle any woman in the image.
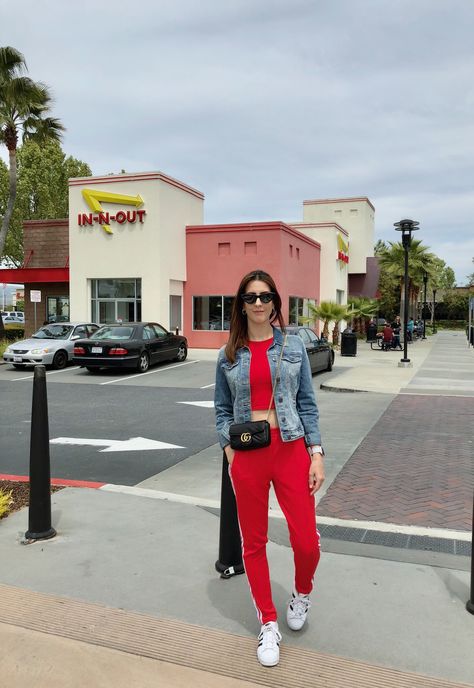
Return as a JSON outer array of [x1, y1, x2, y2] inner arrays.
[[214, 269, 324, 667]]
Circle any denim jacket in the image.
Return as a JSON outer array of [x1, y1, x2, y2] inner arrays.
[[214, 327, 321, 449]]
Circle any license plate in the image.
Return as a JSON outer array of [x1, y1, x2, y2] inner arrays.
[[91, 347, 103, 354], [13, 355, 23, 362]]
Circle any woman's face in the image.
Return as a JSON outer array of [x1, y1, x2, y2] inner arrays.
[[242, 279, 274, 326]]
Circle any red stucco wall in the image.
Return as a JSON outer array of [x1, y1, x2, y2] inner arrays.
[[184, 222, 321, 348]]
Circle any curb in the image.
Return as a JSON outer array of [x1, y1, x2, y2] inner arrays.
[[0, 474, 105, 489], [320, 383, 369, 393]]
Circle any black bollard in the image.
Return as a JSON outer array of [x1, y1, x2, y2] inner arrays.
[[25, 366, 56, 541], [466, 490, 474, 615], [215, 451, 244, 579]]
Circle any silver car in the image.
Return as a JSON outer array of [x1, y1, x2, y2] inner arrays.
[[3, 322, 100, 370]]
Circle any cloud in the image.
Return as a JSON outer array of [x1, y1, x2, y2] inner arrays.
[[2, 0, 473, 283]]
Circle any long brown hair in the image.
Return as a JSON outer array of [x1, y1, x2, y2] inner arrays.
[[225, 269, 286, 362]]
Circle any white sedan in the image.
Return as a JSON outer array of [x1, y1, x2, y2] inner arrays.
[[3, 322, 100, 370]]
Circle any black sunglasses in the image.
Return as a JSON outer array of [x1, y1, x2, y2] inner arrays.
[[241, 292, 275, 304]]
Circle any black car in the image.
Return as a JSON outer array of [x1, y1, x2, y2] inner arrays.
[[285, 326, 334, 374], [73, 322, 188, 373]]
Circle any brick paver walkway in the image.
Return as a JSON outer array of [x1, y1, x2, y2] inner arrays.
[[318, 394, 474, 530]]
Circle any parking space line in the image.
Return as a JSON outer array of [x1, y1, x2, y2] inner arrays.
[[100, 360, 199, 385], [11, 367, 80, 382], [200, 382, 215, 389]]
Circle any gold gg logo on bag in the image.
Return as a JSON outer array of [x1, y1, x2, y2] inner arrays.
[[241, 432, 252, 443]]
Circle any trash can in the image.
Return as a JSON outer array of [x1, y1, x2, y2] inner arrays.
[[341, 331, 357, 356], [366, 324, 377, 342]]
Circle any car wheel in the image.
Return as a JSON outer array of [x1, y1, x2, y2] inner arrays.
[[137, 351, 150, 373], [326, 351, 333, 371], [175, 344, 187, 362], [86, 367, 101, 373], [52, 350, 68, 370]]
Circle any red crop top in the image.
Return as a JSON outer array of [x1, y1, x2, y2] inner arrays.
[[248, 338, 275, 410]]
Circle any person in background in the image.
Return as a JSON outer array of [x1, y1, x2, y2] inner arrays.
[[391, 316, 402, 350], [382, 321, 394, 350], [215, 269, 324, 668], [407, 317, 415, 342]]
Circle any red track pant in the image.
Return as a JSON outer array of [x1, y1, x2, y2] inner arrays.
[[229, 428, 321, 624]]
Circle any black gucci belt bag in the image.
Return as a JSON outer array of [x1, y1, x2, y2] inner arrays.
[[229, 420, 271, 451], [228, 335, 286, 452]]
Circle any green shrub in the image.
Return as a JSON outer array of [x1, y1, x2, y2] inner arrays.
[[0, 489, 13, 519], [5, 327, 25, 341]]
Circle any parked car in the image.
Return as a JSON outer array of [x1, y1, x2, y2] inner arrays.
[[2, 316, 25, 331], [73, 322, 188, 373], [3, 322, 100, 370], [285, 326, 334, 374]]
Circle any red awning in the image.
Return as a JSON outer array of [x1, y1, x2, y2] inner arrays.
[[0, 267, 69, 284]]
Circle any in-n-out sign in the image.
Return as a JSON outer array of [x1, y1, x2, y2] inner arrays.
[[78, 189, 146, 234], [337, 233, 349, 264]]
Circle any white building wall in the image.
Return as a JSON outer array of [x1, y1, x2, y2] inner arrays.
[[68, 172, 203, 328], [302, 197, 374, 274], [290, 223, 348, 304]]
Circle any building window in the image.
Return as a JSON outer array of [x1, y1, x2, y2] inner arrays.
[[289, 244, 293, 257], [47, 296, 70, 323], [334, 209, 342, 215], [296, 247, 300, 260], [244, 241, 257, 255], [350, 209, 358, 215], [336, 289, 344, 305], [289, 297, 316, 326], [91, 278, 141, 324], [193, 295, 234, 330], [218, 242, 230, 256]]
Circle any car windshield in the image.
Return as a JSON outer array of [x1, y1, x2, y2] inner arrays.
[[32, 325, 74, 340], [92, 326, 135, 341]]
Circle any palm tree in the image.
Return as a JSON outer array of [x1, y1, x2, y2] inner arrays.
[[0, 46, 64, 336], [305, 301, 347, 342], [377, 239, 434, 325], [328, 303, 351, 345], [348, 296, 378, 333], [0, 47, 64, 258]]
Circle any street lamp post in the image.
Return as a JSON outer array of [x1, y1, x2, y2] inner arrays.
[[432, 288, 437, 334], [422, 271, 428, 339], [394, 218, 419, 366]]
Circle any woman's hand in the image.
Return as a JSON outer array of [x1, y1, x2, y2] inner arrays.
[[224, 445, 236, 466], [309, 455, 325, 495]]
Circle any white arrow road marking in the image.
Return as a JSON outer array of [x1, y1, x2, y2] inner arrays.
[[177, 401, 214, 408], [50, 437, 184, 452]]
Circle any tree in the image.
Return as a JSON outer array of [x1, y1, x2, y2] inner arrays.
[[466, 258, 474, 287], [0, 140, 91, 265], [377, 239, 435, 323], [347, 296, 378, 333], [0, 46, 65, 337], [0, 46, 64, 263], [305, 301, 348, 342]]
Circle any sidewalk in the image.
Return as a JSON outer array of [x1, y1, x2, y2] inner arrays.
[[0, 331, 473, 687]]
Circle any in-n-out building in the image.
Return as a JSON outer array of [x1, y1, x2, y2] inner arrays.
[[2, 170, 378, 346]]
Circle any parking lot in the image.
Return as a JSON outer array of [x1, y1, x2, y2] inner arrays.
[[0, 353, 338, 487]]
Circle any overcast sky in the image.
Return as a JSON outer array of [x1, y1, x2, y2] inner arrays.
[[2, 0, 473, 284]]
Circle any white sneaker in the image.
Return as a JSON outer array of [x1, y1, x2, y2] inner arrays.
[[286, 592, 311, 631], [257, 621, 282, 667]]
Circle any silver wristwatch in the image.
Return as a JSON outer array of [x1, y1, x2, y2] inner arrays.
[[309, 445, 324, 457]]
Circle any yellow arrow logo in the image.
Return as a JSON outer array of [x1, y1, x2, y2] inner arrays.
[[81, 189, 145, 234]]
